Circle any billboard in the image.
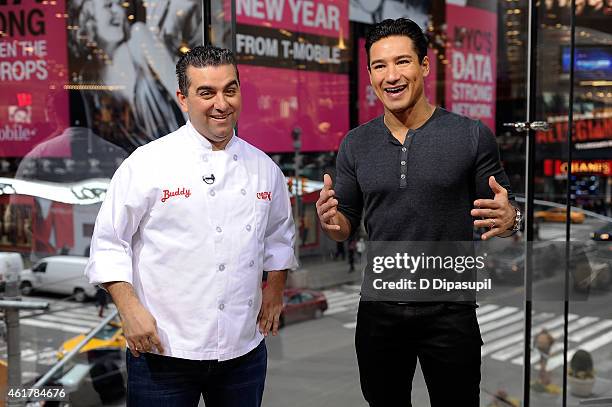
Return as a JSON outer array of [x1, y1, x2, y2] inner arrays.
[[232, 0, 350, 152], [445, 4, 497, 132], [0, 0, 70, 157]]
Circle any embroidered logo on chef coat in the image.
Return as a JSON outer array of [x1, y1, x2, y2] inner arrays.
[[256, 191, 272, 201], [161, 187, 192, 203]]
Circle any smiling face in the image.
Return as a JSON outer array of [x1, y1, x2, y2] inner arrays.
[[176, 64, 241, 149], [368, 35, 429, 115], [92, 0, 127, 48]]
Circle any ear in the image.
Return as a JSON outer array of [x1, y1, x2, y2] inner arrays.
[[176, 90, 189, 113], [421, 55, 430, 78]]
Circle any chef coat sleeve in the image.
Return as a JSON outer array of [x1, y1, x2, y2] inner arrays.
[[263, 166, 298, 271], [85, 151, 150, 285]]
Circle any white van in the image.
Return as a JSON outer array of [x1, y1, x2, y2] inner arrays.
[[0, 252, 24, 291], [20, 256, 96, 302]]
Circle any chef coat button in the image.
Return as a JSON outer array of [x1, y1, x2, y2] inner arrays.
[[233, 154, 238, 161], [209, 190, 215, 197], [241, 189, 246, 195], [248, 299, 253, 306], [400, 174, 406, 179], [219, 264, 225, 271], [203, 156, 208, 163], [249, 260, 254, 267], [219, 303, 225, 310], [216, 226, 222, 233], [246, 224, 251, 231]]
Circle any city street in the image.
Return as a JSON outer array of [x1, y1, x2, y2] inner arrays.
[[2, 220, 611, 406]]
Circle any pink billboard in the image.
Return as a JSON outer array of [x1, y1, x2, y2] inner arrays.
[[239, 66, 348, 152], [445, 4, 497, 132], [0, 1, 70, 157], [231, 0, 350, 152], [357, 38, 437, 125]]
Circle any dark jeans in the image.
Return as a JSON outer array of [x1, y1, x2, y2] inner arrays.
[[126, 340, 267, 407], [355, 302, 482, 407]]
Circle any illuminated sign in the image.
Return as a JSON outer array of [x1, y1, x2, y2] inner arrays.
[[536, 114, 612, 147], [544, 159, 612, 176], [0, 178, 110, 205]]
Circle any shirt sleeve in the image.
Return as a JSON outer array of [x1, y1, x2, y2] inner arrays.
[[474, 121, 516, 203], [85, 152, 151, 285], [335, 133, 363, 239], [263, 165, 298, 271]]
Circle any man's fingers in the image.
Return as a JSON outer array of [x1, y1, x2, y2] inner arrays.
[[317, 198, 338, 215], [489, 176, 507, 196], [149, 334, 165, 355], [272, 313, 280, 336], [473, 218, 500, 229], [471, 208, 498, 218], [473, 199, 501, 209], [127, 339, 140, 357], [481, 227, 503, 240], [323, 173, 333, 190]]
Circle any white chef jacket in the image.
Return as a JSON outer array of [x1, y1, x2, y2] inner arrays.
[[85, 121, 297, 361]]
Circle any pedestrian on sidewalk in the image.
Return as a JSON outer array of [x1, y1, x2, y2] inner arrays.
[[347, 238, 356, 273], [95, 286, 109, 318]]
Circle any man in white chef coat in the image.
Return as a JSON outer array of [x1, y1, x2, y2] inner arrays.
[[85, 45, 297, 407]]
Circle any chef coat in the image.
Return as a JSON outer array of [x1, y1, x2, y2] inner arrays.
[[85, 121, 297, 361]]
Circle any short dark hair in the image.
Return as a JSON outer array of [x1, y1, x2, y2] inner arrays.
[[176, 46, 240, 96], [365, 18, 428, 67]]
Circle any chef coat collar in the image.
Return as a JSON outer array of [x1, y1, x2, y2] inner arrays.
[[186, 120, 239, 153]]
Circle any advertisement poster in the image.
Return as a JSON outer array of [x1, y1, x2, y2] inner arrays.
[[357, 38, 437, 125], [66, 0, 202, 152], [232, 0, 350, 152], [445, 4, 497, 131], [0, 0, 70, 157]]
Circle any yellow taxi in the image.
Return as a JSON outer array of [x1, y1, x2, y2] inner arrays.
[[534, 207, 586, 224], [57, 321, 126, 360]]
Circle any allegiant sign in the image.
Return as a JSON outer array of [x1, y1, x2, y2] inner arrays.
[[536, 116, 612, 146]]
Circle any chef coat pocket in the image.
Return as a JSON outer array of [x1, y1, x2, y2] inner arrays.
[[255, 201, 270, 241]]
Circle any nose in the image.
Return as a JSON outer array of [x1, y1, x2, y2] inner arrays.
[[385, 64, 400, 84], [214, 93, 229, 112]]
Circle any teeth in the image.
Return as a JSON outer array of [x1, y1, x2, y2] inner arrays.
[[385, 86, 406, 93]]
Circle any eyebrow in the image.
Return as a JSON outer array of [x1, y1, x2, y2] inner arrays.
[[195, 80, 239, 93], [370, 54, 414, 66]]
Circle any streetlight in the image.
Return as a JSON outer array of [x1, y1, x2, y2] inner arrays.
[[292, 127, 302, 265]]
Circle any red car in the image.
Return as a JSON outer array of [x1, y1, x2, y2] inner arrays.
[[280, 289, 328, 327]]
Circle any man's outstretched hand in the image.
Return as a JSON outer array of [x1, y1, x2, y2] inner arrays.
[[471, 176, 517, 240]]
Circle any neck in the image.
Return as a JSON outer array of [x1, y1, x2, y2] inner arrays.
[[384, 96, 433, 135], [209, 136, 232, 151]]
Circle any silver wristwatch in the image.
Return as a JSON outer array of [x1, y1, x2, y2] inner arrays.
[[511, 206, 522, 232]]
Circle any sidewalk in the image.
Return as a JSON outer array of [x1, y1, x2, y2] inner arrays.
[[291, 256, 364, 290]]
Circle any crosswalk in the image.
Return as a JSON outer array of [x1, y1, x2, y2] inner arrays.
[[19, 299, 116, 334], [323, 286, 612, 371]]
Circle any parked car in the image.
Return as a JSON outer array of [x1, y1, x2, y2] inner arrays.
[[486, 242, 562, 284], [0, 252, 24, 291], [20, 256, 96, 301], [534, 207, 585, 224], [54, 320, 126, 405], [591, 224, 612, 241], [280, 288, 328, 327]]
